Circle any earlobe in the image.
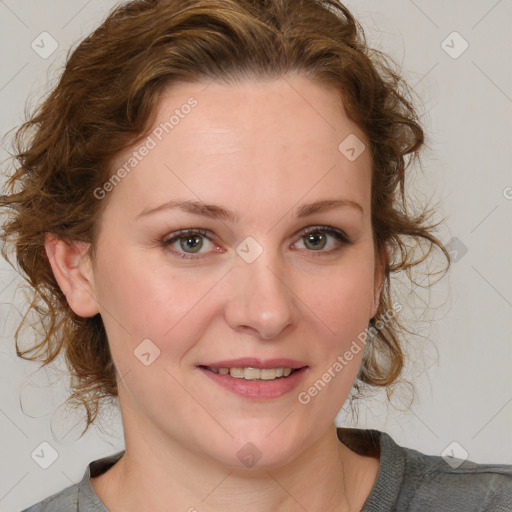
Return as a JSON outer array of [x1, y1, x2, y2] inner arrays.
[[44, 233, 99, 317]]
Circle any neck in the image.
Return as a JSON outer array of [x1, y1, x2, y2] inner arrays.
[[91, 417, 375, 512]]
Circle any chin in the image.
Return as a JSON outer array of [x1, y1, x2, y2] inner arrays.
[[209, 425, 306, 471]]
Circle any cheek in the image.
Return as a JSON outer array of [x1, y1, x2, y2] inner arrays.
[[95, 250, 218, 358], [302, 253, 376, 387], [306, 256, 375, 331]]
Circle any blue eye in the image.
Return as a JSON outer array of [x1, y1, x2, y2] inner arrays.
[[161, 226, 351, 260]]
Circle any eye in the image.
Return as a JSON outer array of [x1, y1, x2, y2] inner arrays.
[[293, 226, 351, 255], [160, 225, 352, 260], [161, 229, 220, 259]]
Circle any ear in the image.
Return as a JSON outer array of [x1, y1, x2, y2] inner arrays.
[[44, 233, 99, 317], [370, 243, 388, 318]]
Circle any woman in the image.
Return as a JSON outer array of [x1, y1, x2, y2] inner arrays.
[[1, 0, 511, 511]]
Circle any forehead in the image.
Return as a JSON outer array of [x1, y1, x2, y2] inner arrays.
[[107, 75, 372, 221], [153, 75, 363, 152]]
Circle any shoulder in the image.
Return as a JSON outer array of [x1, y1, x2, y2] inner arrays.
[[20, 450, 124, 512], [338, 428, 512, 512], [397, 438, 512, 511], [20, 484, 78, 512]]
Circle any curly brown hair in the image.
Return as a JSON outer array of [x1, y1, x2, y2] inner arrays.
[[0, 0, 449, 435]]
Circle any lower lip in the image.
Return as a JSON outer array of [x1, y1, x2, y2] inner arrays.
[[198, 367, 309, 399]]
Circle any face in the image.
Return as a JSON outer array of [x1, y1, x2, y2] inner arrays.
[[73, 75, 382, 468]]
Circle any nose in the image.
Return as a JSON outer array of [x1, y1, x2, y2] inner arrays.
[[224, 249, 299, 340]]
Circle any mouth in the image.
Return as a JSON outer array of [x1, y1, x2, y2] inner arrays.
[[198, 365, 304, 381], [197, 360, 309, 399]]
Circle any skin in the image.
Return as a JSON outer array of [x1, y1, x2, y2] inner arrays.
[[46, 74, 384, 512]]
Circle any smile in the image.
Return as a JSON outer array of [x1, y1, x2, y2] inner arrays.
[[202, 366, 297, 380], [198, 365, 309, 399]]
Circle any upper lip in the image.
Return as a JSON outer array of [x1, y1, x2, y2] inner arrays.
[[198, 358, 308, 369]]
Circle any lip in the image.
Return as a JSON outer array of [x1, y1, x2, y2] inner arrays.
[[197, 360, 309, 400], [199, 367, 309, 399], [197, 357, 307, 369]]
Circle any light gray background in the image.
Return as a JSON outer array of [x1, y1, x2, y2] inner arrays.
[[1, 1, 511, 511]]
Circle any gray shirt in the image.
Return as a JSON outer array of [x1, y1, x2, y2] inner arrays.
[[21, 428, 512, 511]]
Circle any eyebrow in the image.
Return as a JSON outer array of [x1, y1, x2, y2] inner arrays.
[[136, 198, 364, 221]]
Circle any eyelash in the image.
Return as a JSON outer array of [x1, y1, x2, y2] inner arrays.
[[160, 226, 352, 260]]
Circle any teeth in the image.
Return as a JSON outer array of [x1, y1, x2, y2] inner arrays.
[[206, 367, 295, 380]]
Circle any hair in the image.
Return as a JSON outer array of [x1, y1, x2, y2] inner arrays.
[[1, 0, 450, 436]]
